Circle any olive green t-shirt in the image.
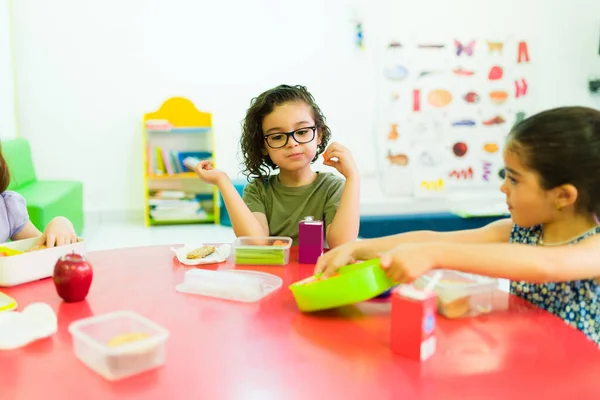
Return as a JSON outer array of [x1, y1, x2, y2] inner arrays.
[[242, 172, 345, 245]]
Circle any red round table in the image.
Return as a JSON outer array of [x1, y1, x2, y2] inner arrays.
[[1, 245, 599, 400]]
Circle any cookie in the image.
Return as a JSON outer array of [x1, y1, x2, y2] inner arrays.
[[437, 295, 471, 319], [186, 245, 216, 260], [25, 244, 47, 252], [107, 332, 150, 347], [106, 332, 157, 372]]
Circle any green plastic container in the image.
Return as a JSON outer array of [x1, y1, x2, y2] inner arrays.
[[289, 259, 396, 312]]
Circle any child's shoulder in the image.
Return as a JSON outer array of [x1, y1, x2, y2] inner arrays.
[[316, 172, 345, 189], [246, 176, 275, 190], [317, 171, 344, 182], [0, 191, 28, 219], [0, 191, 29, 240], [244, 176, 279, 198], [0, 191, 27, 209]]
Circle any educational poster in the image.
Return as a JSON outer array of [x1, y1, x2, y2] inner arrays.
[[374, 37, 534, 198]]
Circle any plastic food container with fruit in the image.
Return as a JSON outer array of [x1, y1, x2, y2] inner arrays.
[[68, 311, 169, 381], [232, 236, 292, 266], [414, 270, 498, 318], [0, 237, 86, 287]]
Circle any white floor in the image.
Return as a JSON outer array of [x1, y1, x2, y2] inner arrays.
[[82, 217, 236, 252], [81, 215, 510, 291]]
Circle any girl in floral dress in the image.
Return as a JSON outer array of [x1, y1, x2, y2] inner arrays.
[[316, 106, 600, 346]]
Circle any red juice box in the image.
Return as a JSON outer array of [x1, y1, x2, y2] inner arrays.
[[298, 216, 324, 264], [391, 285, 437, 361]]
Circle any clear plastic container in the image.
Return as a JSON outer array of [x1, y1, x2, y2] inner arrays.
[[414, 270, 498, 319], [0, 237, 86, 287], [232, 236, 292, 266], [68, 311, 169, 381], [176, 269, 283, 302]]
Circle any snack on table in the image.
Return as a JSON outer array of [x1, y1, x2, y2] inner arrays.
[[234, 247, 286, 265], [106, 332, 157, 370], [233, 237, 292, 265], [437, 294, 471, 319], [25, 244, 47, 252], [186, 245, 216, 260], [0, 246, 24, 257], [414, 271, 497, 319], [107, 332, 150, 347], [24, 242, 74, 253]]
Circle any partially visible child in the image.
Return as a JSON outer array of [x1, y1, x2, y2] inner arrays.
[[192, 84, 360, 247], [0, 144, 77, 246], [315, 106, 600, 345]]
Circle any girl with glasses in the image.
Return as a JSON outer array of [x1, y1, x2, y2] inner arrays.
[[191, 85, 360, 247]]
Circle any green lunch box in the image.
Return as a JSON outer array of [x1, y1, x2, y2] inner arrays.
[[289, 259, 396, 312]]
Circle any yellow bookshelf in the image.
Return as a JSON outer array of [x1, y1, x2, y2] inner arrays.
[[142, 97, 220, 226]]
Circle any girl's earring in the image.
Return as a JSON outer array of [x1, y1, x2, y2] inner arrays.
[[556, 203, 562, 211]]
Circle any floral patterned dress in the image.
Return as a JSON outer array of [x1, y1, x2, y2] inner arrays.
[[510, 224, 600, 346]]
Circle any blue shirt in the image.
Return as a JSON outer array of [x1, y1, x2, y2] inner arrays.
[[0, 191, 29, 243]]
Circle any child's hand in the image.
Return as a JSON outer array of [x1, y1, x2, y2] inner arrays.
[[314, 242, 360, 278], [323, 142, 359, 180], [193, 160, 229, 186], [39, 217, 78, 247], [379, 243, 441, 282]]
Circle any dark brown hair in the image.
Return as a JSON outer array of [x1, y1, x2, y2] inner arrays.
[[240, 84, 331, 180], [507, 106, 600, 215], [0, 143, 10, 192]]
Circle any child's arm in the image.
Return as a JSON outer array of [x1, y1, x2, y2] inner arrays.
[[326, 177, 360, 248], [11, 221, 42, 241], [359, 218, 512, 258], [380, 235, 600, 283], [322, 142, 360, 248], [316, 218, 513, 277], [191, 160, 268, 237], [219, 178, 269, 237]]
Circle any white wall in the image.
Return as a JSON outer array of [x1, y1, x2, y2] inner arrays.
[[10, 0, 600, 215], [0, 0, 17, 139]]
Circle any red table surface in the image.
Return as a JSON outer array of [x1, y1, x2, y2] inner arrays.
[[1, 245, 599, 400]]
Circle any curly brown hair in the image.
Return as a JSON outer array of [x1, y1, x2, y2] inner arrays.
[[240, 85, 331, 181]]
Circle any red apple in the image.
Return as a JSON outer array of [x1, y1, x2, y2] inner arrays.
[[53, 252, 93, 303]]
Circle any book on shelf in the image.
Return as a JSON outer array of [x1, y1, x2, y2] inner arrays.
[[148, 191, 214, 222], [146, 147, 212, 176], [145, 120, 211, 134], [145, 119, 173, 131], [150, 208, 209, 221]]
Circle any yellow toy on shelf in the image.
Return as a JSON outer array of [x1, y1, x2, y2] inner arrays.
[[142, 97, 220, 227]]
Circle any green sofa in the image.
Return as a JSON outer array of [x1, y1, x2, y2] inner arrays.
[[2, 138, 84, 234]]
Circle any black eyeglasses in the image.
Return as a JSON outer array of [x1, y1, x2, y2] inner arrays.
[[263, 126, 317, 149]]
